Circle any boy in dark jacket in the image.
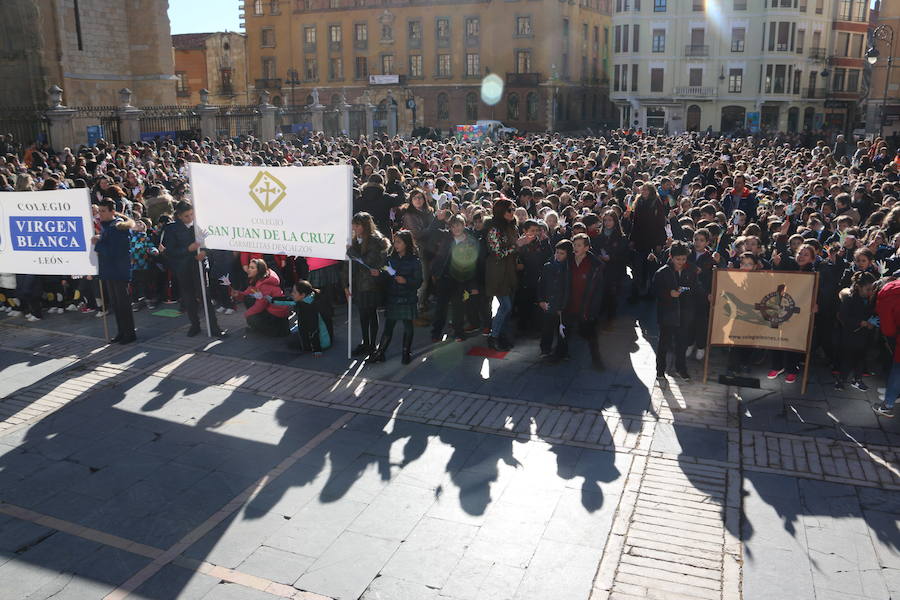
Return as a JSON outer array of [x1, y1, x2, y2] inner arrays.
[[653, 240, 698, 380], [538, 239, 572, 358], [835, 271, 877, 391], [515, 219, 552, 335], [561, 234, 605, 370]]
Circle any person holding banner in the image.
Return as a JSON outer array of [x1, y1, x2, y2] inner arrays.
[[93, 199, 136, 343], [161, 201, 227, 338], [343, 212, 389, 357]]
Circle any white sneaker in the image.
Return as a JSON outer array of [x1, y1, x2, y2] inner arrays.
[[0, 306, 9, 312], [224, 308, 234, 315], [695, 348, 705, 360], [52, 307, 63, 314], [95, 310, 108, 318], [66, 304, 78, 312], [685, 345, 696, 358], [25, 314, 41, 322], [8, 310, 22, 317], [216, 306, 225, 313]]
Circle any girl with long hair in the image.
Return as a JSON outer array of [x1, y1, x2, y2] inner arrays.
[[343, 212, 390, 356], [231, 258, 291, 336], [368, 230, 423, 364], [484, 198, 520, 351]]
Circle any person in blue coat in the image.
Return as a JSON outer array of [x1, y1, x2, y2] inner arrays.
[[368, 230, 423, 364], [93, 198, 136, 343]]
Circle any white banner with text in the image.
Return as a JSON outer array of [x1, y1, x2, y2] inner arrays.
[[189, 163, 352, 260], [0, 188, 98, 275]]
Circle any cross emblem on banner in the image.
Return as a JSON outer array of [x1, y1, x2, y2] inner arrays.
[[248, 171, 287, 212]]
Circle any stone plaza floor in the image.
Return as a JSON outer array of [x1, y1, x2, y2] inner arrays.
[[0, 298, 897, 600]]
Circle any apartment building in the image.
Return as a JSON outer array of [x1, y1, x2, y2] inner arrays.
[[610, 0, 868, 134], [243, 0, 613, 133]]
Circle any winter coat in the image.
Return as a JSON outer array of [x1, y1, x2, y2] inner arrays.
[[342, 233, 389, 293], [274, 292, 333, 352], [539, 259, 570, 313], [236, 271, 290, 319], [877, 280, 900, 363], [431, 228, 483, 287], [592, 229, 628, 281], [385, 253, 423, 306], [629, 196, 667, 251], [567, 252, 605, 321], [161, 220, 201, 274], [517, 239, 552, 290], [355, 184, 403, 236], [95, 218, 132, 281], [838, 288, 874, 343], [484, 218, 518, 298], [653, 261, 699, 328]]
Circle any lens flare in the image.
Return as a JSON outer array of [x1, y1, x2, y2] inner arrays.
[[481, 74, 504, 106]]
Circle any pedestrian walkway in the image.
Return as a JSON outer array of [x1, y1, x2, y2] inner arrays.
[[0, 314, 898, 600]]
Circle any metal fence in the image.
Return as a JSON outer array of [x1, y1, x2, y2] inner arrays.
[[216, 105, 259, 139], [138, 105, 200, 141], [0, 106, 50, 148], [276, 105, 312, 138], [349, 107, 367, 139]]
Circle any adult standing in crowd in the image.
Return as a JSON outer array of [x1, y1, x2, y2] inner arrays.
[[93, 198, 136, 344]]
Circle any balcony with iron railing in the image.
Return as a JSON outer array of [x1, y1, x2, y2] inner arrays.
[[506, 72, 542, 86], [685, 45, 709, 57], [808, 48, 827, 60], [674, 86, 717, 97], [255, 78, 282, 89], [803, 87, 826, 98]]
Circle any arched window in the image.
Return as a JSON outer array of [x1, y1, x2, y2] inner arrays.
[[686, 105, 701, 131], [507, 93, 519, 121], [465, 92, 478, 121], [437, 93, 449, 120], [720, 105, 746, 132], [526, 92, 538, 121]]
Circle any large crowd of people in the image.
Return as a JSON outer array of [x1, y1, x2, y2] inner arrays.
[[1, 127, 900, 418]]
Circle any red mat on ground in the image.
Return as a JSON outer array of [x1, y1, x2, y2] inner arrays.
[[466, 346, 509, 359]]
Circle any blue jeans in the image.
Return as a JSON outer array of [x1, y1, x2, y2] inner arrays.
[[490, 295, 513, 339], [884, 362, 900, 409]]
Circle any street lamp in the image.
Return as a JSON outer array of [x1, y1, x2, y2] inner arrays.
[[866, 24, 895, 139]]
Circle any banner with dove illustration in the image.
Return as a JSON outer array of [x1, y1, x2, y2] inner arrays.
[[709, 269, 817, 353]]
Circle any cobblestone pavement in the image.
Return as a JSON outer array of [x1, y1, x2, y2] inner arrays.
[[0, 307, 897, 599]]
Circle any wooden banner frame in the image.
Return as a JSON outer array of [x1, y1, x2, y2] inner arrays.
[[702, 269, 819, 395]]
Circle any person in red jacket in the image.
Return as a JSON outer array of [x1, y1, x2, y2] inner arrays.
[[874, 278, 900, 417], [232, 258, 290, 337]]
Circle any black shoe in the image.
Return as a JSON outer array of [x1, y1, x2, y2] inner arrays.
[[834, 380, 846, 391], [488, 337, 510, 352], [401, 351, 412, 365], [351, 343, 370, 357], [850, 380, 868, 392], [367, 349, 386, 363], [677, 370, 692, 381], [110, 335, 123, 344], [187, 327, 201, 337], [213, 329, 228, 338], [627, 295, 639, 305], [656, 370, 666, 379]]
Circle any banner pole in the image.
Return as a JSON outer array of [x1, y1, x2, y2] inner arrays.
[[347, 259, 353, 360], [98, 279, 110, 342], [800, 272, 819, 396], [198, 259, 213, 337], [703, 270, 718, 385]]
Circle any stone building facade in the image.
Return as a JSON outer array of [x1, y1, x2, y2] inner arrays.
[[0, 0, 176, 108], [610, 0, 869, 135], [174, 32, 252, 106], [243, 0, 614, 135]]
